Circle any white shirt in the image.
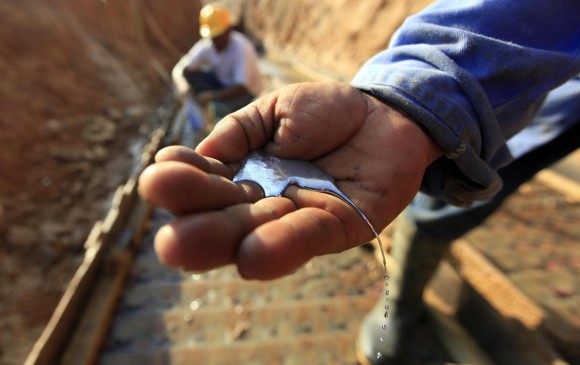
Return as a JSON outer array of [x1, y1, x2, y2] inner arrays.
[[172, 31, 262, 97]]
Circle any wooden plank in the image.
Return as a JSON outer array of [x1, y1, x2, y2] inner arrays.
[[84, 221, 104, 250], [449, 240, 545, 328], [58, 188, 154, 364], [443, 240, 568, 364], [60, 249, 134, 365], [24, 99, 179, 365], [535, 169, 580, 202], [456, 283, 569, 365], [23, 243, 106, 365], [23, 193, 151, 365]]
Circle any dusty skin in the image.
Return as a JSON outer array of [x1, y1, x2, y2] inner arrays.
[[138, 82, 442, 280]]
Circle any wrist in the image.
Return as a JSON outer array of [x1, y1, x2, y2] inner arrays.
[[410, 119, 443, 165], [363, 92, 443, 171]]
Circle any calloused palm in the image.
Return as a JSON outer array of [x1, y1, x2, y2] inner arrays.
[[138, 82, 440, 280]]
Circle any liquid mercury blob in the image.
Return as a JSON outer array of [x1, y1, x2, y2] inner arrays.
[[233, 150, 383, 245], [232, 149, 390, 359]]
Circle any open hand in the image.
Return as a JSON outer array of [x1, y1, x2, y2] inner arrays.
[[138, 82, 440, 279]]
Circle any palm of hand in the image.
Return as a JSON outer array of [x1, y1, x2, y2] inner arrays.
[[138, 82, 435, 279]]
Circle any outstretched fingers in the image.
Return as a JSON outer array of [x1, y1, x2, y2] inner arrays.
[[236, 207, 348, 280], [235, 187, 374, 279], [155, 145, 233, 178], [138, 160, 246, 215], [153, 187, 370, 280], [154, 197, 297, 272]]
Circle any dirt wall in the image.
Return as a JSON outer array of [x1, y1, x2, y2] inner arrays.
[[0, 1, 202, 364], [0, 0, 200, 198], [230, 0, 434, 79]]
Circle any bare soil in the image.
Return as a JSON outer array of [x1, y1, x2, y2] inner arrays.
[[0, 1, 199, 364]]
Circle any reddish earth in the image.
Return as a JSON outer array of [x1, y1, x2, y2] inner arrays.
[[0, 1, 200, 363]]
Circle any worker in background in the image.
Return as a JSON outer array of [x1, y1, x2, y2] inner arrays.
[[172, 3, 262, 121]]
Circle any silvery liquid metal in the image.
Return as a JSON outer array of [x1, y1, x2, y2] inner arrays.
[[232, 149, 386, 270]]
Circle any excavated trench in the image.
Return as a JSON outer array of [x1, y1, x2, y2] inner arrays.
[[4, 2, 579, 365]]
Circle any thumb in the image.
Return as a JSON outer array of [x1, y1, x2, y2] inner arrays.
[[195, 88, 281, 162]]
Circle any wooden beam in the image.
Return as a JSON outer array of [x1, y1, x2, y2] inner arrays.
[[449, 240, 545, 329], [535, 169, 580, 202], [442, 240, 568, 364], [60, 249, 134, 365]]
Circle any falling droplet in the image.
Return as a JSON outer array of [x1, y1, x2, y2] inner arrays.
[[189, 300, 201, 311], [183, 312, 193, 323], [373, 235, 390, 354], [207, 290, 216, 302], [166, 322, 176, 332], [191, 274, 202, 281]]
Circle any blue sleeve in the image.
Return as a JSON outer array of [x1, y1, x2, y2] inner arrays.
[[351, 0, 580, 206]]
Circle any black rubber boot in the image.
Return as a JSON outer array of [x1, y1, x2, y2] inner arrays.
[[357, 214, 452, 365]]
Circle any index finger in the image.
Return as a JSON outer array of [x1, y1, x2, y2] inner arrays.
[[195, 90, 279, 162], [155, 145, 233, 178], [195, 82, 368, 163]]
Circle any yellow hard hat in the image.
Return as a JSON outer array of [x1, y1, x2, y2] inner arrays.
[[199, 4, 231, 38]]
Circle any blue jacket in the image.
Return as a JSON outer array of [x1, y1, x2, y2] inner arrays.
[[352, 0, 580, 206]]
